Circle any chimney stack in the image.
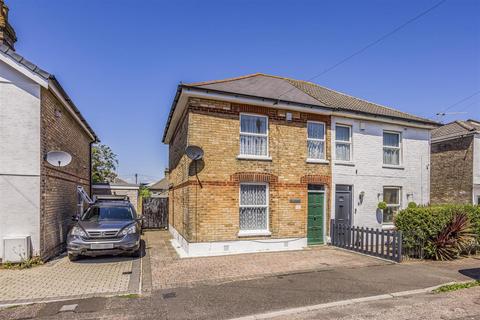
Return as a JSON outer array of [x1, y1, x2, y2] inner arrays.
[[0, 0, 16, 50]]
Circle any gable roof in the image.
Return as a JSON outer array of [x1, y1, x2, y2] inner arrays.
[[163, 73, 438, 143], [147, 177, 169, 190], [184, 73, 437, 124], [432, 119, 480, 141], [0, 43, 98, 141]]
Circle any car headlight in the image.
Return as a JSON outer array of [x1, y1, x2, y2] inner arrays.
[[71, 226, 87, 237], [119, 224, 136, 236]]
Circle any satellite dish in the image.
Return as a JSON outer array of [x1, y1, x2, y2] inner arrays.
[[45, 151, 72, 167], [185, 145, 204, 161]]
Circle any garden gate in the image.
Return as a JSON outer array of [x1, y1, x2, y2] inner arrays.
[[142, 197, 168, 229]]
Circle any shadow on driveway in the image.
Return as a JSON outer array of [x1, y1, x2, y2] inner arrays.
[[459, 268, 480, 280]]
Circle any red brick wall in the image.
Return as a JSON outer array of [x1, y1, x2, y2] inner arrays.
[[431, 136, 474, 204], [40, 88, 93, 260]]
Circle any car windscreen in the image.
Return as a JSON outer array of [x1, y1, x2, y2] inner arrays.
[[82, 206, 134, 221]]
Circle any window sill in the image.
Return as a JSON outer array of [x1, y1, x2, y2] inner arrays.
[[334, 161, 355, 167], [382, 224, 395, 230], [237, 155, 272, 161], [237, 230, 272, 237], [382, 165, 404, 170], [306, 159, 329, 164]]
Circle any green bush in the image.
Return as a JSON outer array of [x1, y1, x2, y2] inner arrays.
[[395, 204, 480, 259], [377, 201, 387, 210], [407, 202, 417, 209]]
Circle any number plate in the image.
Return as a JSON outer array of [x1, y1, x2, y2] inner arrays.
[[91, 243, 114, 250]]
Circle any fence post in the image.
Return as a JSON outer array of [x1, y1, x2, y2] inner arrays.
[[397, 231, 403, 263], [331, 220, 335, 245]]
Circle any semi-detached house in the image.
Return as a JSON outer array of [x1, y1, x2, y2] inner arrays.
[[162, 73, 438, 257]]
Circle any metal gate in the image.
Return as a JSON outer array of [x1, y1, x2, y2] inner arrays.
[[142, 197, 168, 229], [330, 220, 403, 262]]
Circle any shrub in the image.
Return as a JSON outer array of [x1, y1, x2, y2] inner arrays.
[[395, 204, 480, 260], [377, 201, 387, 210], [408, 202, 418, 209]]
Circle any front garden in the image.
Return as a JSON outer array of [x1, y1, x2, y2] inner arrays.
[[395, 204, 480, 260]]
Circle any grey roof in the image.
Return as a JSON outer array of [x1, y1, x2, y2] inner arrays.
[[93, 177, 140, 188], [432, 119, 480, 141], [181, 73, 438, 125], [148, 177, 169, 190], [0, 43, 98, 141]]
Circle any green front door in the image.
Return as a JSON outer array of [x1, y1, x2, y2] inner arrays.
[[307, 192, 324, 245]]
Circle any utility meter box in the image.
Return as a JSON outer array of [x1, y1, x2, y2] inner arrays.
[[3, 236, 31, 263]]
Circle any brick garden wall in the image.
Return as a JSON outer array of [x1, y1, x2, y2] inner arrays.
[[430, 136, 474, 204], [169, 97, 332, 243], [40, 88, 93, 260]]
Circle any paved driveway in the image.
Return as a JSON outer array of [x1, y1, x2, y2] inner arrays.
[[0, 254, 141, 305], [145, 231, 391, 290]]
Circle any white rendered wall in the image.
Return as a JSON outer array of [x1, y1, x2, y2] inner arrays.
[[330, 117, 431, 229], [473, 135, 480, 204], [169, 225, 307, 258], [0, 61, 41, 258]]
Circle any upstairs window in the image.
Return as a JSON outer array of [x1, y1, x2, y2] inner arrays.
[[239, 183, 269, 232], [307, 121, 326, 160], [383, 187, 401, 224], [383, 131, 401, 165], [335, 125, 352, 161], [240, 114, 268, 157]]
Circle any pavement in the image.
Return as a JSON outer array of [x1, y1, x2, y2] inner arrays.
[[269, 286, 480, 320], [0, 252, 141, 305], [0, 254, 478, 319]]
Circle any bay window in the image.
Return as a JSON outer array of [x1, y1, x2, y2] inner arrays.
[[307, 121, 325, 160], [239, 183, 269, 233], [383, 131, 401, 165], [335, 125, 352, 161], [383, 187, 401, 224], [240, 114, 268, 157]]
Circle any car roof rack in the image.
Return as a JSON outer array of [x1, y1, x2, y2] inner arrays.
[[93, 195, 130, 203]]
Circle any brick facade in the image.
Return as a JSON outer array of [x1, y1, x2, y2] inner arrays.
[[169, 97, 332, 244], [430, 136, 474, 204], [40, 88, 92, 260]]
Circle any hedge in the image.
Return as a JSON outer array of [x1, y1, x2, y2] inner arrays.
[[394, 204, 480, 259]]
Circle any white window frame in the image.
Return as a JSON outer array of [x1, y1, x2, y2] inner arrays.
[[238, 182, 270, 236], [335, 124, 352, 162], [383, 186, 402, 225], [383, 131, 402, 166], [238, 113, 270, 159], [307, 121, 326, 162]]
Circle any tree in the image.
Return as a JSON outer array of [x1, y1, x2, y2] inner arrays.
[[139, 185, 152, 198], [92, 144, 118, 183]]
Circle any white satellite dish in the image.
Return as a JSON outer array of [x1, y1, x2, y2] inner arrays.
[[185, 145, 204, 161], [45, 151, 72, 167]]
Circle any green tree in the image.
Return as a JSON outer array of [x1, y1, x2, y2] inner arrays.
[[139, 185, 152, 198], [92, 144, 118, 183]]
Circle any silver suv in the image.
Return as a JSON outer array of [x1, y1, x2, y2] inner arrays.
[[67, 199, 141, 261]]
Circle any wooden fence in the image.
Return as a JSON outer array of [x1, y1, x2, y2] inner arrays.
[[331, 220, 403, 262], [142, 197, 168, 229]]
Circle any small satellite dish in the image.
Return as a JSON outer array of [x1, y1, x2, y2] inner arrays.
[[45, 151, 72, 167], [185, 145, 204, 161]]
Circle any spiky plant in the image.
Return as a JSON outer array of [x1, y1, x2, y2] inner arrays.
[[431, 212, 476, 261]]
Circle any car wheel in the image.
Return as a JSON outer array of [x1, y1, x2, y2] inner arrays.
[[68, 253, 79, 261]]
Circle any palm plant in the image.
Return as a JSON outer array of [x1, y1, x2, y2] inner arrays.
[[431, 212, 476, 261]]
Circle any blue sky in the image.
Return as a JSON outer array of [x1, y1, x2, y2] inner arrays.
[[8, 0, 480, 183]]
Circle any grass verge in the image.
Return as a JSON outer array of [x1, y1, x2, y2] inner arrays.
[[117, 293, 141, 299], [434, 281, 480, 293]]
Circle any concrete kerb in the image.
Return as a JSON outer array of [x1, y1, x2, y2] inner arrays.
[[228, 282, 460, 320]]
